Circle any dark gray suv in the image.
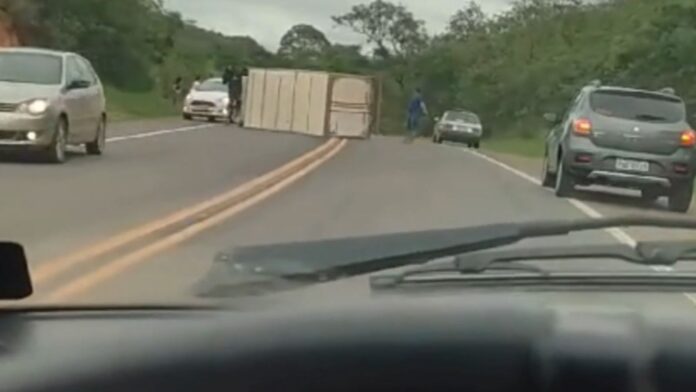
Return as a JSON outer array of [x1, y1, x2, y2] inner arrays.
[[541, 82, 696, 213]]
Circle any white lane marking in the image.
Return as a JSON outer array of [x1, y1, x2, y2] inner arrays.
[[106, 124, 216, 143], [464, 148, 674, 272], [684, 292, 696, 306]]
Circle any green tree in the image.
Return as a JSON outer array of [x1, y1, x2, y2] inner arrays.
[[278, 24, 330, 63], [447, 1, 487, 40], [332, 0, 428, 59]]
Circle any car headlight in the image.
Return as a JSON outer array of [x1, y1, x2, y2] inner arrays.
[[219, 97, 230, 106], [185, 94, 193, 103], [19, 99, 50, 115]]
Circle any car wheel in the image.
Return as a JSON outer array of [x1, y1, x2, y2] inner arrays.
[[554, 159, 575, 197], [183, 113, 193, 120], [43, 117, 67, 164], [668, 181, 693, 213], [85, 117, 106, 155], [208, 116, 216, 123], [541, 153, 555, 188], [473, 142, 480, 149]]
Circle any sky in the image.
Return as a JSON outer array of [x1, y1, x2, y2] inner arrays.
[[162, 0, 513, 51]]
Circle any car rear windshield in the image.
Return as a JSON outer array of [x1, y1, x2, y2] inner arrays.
[[196, 79, 227, 92], [444, 111, 480, 124], [0, 52, 63, 85], [589, 90, 685, 123]]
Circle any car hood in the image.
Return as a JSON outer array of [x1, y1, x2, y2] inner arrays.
[[0, 81, 62, 103], [187, 90, 227, 102]]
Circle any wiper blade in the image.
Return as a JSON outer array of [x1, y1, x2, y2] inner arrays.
[[325, 216, 696, 279], [198, 216, 696, 297], [370, 241, 696, 289]]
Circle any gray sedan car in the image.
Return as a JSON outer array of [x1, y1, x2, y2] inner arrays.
[[0, 48, 106, 163], [542, 82, 696, 212], [432, 110, 483, 148]]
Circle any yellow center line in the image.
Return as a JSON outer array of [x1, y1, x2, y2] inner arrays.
[[32, 138, 340, 286], [45, 139, 347, 301]]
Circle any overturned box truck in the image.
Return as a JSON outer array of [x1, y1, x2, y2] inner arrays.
[[241, 68, 381, 139]]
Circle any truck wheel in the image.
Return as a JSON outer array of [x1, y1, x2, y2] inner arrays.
[[183, 113, 193, 120], [668, 181, 693, 213], [554, 160, 575, 197], [473, 142, 480, 149]]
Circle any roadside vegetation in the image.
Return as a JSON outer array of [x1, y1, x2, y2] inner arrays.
[[3, 0, 696, 143], [0, 0, 275, 120]]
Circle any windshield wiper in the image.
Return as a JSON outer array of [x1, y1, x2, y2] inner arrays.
[[369, 241, 696, 289], [198, 216, 696, 297]]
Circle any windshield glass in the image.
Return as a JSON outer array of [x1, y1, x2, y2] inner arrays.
[[4, 0, 696, 308], [195, 79, 227, 92], [444, 111, 480, 123], [589, 91, 685, 123], [0, 52, 62, 85]]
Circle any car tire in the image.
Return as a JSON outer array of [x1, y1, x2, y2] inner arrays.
[[208, 116, 216, 123], [85, 117, 106, 156], [183, 113, 193, 120], [44, 117, 67, 164], [668, 181, 693, 213], [541, 153, 555, 188], [554, 159, 575, 197], [473, 142, 480, 149]]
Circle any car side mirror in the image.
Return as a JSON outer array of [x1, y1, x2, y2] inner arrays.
[[543, 113, 558, 124], [434, 117, 440, 122], [67, 79, 90, 90], [0, 242, 32, 300]]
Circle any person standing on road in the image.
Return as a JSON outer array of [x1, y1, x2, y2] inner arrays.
[[223, 66, 243, 124], [405, 88, 428, 143], [172, 76, 183, 106]]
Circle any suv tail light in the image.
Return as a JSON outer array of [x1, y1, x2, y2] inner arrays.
[[573, 118, 592, 136], [680, 129, 696, 147]]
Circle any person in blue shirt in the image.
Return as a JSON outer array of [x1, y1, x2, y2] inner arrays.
[[406, 88, 428, 142]]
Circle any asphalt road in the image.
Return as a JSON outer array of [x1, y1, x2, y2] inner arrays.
[[3, 122, 696, 308], [72, 136, 696, 306], [0, 118, 322, 268]]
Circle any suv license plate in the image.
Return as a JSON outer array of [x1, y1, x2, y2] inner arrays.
[[615, 158, 649, 172]]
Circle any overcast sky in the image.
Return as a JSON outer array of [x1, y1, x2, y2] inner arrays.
[[162, 0, 513, 51]]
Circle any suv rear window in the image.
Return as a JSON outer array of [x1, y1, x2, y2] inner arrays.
[[589, 90, 685, 123]]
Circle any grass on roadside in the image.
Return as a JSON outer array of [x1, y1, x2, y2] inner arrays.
[[105, 85, 178, 122]]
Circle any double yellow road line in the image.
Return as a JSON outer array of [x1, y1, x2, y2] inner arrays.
[[32, 138, 347, 301]]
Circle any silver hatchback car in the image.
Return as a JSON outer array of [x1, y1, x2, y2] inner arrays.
[[0, 48, 106, 163]]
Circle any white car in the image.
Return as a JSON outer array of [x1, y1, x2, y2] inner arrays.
[[182, 78, 229, 122]]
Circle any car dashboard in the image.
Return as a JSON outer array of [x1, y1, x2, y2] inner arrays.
[[1, 296, 696, 392]]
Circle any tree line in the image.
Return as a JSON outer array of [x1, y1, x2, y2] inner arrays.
[[3, 0, 696, 137], [0, 0, 274, 97], [278, 0, 696, 136]]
